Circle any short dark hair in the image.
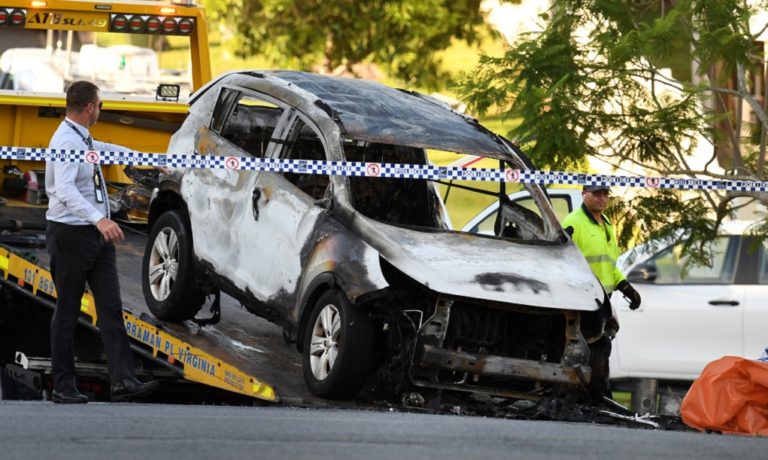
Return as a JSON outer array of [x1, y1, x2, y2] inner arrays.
[[66, 81, 99, 112]]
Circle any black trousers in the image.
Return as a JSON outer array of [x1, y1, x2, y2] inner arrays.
[[46, 221, 135, 390]]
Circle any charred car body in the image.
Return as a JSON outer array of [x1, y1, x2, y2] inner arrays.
[[143, 71, 613, 400]]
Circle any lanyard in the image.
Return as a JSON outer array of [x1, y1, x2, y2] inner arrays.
[[63, 120, 107, 208], [64, 120, 93, 149]]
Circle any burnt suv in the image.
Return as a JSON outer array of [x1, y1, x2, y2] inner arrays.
[[143, 71, 613, 400]]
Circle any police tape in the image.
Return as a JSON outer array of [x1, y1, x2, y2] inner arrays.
[[2, 146, 767, 192]]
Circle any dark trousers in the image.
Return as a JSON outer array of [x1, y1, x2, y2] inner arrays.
[[46, 221, 135, 390]]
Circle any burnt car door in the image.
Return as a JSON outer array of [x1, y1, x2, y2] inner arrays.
[[183, 87, 299, 305], [244, 112, 333, 317]]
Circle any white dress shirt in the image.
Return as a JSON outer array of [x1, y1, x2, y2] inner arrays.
[[45, 117, 128, 225]]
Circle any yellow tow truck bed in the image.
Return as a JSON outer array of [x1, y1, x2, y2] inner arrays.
[[0, 205, 326, 403]]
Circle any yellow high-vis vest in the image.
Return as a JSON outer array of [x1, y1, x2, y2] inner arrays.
[[562, 205, 626, 294]]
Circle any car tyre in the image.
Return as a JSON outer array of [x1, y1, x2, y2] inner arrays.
[[142, 210, 204, 321], [302, 289, 374, 399]]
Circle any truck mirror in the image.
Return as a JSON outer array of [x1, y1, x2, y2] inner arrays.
[[156, 84, 181, 102]]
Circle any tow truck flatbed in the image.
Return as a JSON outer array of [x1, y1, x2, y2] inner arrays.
[[0, 204, 319, 404]]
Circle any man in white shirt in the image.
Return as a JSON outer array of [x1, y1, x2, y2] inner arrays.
[[46, 80, 158, 403]]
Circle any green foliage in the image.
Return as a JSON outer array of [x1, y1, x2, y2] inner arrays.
[[617, 189, 719, 266], [460, 0, 768, 259], [201, 0, 494, 89]]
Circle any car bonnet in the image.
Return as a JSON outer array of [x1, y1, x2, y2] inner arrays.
[[367, 220, 605, 311]]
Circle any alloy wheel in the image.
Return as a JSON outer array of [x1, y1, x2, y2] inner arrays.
[[309, 303, 341, 380], [147, 226, 179, 301]]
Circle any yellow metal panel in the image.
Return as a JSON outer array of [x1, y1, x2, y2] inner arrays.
[[124, 315, 279, 402], [8, 0, 207, 19], [190, 7, 212, 90], [0, 94, 187, 113], [0, 98, 188, 189], [25, 9, 109, 32]]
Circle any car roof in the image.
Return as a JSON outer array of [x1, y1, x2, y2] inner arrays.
[[719, 220, 757, 235], [203, 71, 512, 159]]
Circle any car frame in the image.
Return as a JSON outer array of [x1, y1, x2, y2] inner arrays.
[[143, 70, 613, 400]]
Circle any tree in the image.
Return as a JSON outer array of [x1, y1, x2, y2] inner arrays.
[[460, 0, 768, 265], [202, 0, 493, 89]]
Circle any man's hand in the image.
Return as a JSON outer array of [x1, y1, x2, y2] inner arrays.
[[96, 217, 124, 244], [616, 280, 641, 310]]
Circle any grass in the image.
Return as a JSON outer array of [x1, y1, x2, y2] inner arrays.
[[612, 391, 632, 410], [436, 30, 507, 79]]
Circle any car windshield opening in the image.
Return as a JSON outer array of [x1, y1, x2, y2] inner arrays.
[[343, 144, 559, 241], [431, 151, 560, 242]]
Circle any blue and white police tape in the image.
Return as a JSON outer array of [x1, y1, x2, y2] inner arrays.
[[3, 146, 767, 192]]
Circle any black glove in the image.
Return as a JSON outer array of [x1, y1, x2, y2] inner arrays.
[[616, 280, 641, 310]]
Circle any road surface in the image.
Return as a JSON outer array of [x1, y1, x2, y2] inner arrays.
[[1, 401, 765, 460]]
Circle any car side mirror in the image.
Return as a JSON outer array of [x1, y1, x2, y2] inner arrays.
[[627, 263, 657, 283]]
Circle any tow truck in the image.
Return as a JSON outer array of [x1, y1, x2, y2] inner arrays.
[[0, 222, 281, 402], [0, 0, 296, 404]]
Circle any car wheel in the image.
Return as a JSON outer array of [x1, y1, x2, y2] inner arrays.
[[142, 210, 204, 321], [302, 289, 374, 399], [587, 336, 612, 403]]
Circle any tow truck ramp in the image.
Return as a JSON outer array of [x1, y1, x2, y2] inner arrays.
[[0, 234, 279, 403]]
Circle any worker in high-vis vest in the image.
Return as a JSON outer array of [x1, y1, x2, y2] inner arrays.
[[562, 185, 641, 310]]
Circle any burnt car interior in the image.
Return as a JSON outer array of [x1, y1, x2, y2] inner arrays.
[[282, 120, 330, 200], [345, 142, 441, 228], [217, 92, 283, 158]]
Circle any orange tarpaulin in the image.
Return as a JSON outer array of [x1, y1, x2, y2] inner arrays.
[[681, 356, 768, 436]]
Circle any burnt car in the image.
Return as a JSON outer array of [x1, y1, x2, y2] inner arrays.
[[143, 71, 613, 401]]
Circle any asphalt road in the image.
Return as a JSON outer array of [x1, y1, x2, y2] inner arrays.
[[1, 401, 766, 460]]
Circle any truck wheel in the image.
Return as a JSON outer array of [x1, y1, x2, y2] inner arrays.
[[302, 290, 374, 399], [587, 336, 612, 403], [142, 210, 204, 321]]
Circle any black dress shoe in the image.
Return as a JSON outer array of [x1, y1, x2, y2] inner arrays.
[[52, 388, 88, 404], [111, 377, 159, 402]]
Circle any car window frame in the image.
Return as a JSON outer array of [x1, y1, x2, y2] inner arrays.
[[207, 85, 292, 159], [269, 110, 334, 201]]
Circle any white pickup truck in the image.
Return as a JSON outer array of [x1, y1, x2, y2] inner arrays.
[[461, 187, 768, 413]]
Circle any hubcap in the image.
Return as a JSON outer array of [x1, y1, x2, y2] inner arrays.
[[147, 226, 179, 301], [309, 303, 341, 381]]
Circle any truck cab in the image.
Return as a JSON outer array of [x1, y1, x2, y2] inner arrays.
[[0, 0, 212, 191]]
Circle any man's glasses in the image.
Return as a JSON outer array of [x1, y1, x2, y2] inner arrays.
[[589, 190, 611, 198]]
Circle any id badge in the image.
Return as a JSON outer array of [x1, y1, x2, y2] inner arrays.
[[93, 169, 104, 203]]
